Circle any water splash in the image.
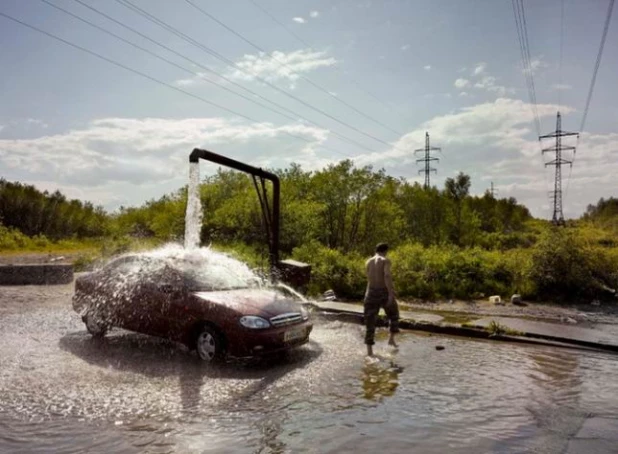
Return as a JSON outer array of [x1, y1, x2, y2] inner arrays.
[[184, 162, 203, 250]]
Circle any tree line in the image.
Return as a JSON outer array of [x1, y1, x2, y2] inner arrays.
[[2, 163, 617, 302], [0, 179, 109, 239]]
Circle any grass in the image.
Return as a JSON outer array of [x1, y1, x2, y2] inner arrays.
[[486, 320, 524, 337]]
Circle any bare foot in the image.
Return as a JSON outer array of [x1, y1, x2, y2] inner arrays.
[[367, 345, 374, 357], [388, 336, 398, 348]]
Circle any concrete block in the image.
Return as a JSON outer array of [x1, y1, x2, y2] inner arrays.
[[0, 264, 73, 285]]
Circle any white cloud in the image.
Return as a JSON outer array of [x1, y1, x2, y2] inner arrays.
[[227, 49, 336, 89], [309, 11, 319, 18], [551, 83, 573, 90], [26, 118, 49, 129], [457, 63, 515, 96], [473, 75, 514, 96], [454, 78, 470, 88], [527, 56, 548, 75], [459, 92, 468, 97], [401, 44, 410, 51], [293, 17, 306, 24], [0, 117, 330, 209], [423, 65, 431, 71], [473, 62, 486, 76], [351, 98, 596, 217], [0, 125, 4, 133], [176, 49, 336, 90]]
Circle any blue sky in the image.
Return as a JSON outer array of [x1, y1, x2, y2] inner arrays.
[[0, 0, 616, 218]]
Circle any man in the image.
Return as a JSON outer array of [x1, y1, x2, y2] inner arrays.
[[363, 243, 400, 356]]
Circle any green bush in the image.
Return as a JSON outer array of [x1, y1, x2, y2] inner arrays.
[[0, 224, 35, 250], [528, 228, 617, 301], [389, 243, 516, 300], [292, 240, 365, 298]]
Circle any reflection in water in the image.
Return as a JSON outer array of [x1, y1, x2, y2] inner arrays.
[[3, 295, 618, 454], [361, 356, 404, 401]]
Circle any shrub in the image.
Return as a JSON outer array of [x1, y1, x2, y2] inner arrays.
[[292, 240, 365, 298], [528, 227, 617, 301]]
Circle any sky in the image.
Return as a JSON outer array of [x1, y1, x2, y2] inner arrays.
[[0, 0, 616, 219]]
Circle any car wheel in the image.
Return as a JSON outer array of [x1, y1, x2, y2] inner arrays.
[[84, 312, 107, 338], [195, 325, 224, 363]]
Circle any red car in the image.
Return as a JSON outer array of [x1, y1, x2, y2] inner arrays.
[[72, 252, 313, 362]]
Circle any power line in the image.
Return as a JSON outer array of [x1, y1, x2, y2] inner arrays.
[[579, 0, 614, 133], [183, 0, 404, 137], [0, 10, 350, 158], [511, 0, 553, 218], [558, 0, 564, 111], [511, 0, 541, 137], [41, 0, 297, 123], [116, 0, 402, 152], [65, 0, 378, 154], [565, 0, 614, 205], [248, 0, 403, 123]]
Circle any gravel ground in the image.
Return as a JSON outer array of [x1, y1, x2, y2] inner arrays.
[[399, 298, 618, 326]]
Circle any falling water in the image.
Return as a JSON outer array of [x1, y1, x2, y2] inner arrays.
[[184, 161, 203, 249]]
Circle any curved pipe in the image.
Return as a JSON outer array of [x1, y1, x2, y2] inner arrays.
[[189, 148, 280, 270]]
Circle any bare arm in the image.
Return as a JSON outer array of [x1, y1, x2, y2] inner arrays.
[[384, 258, 395, 302]]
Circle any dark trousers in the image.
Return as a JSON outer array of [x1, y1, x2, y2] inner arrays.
[[364, 288, 400, 345]]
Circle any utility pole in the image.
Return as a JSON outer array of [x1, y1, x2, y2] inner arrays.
[[490, 182, 498, 198], [539, 111, 579, 225], [415, 132, 440, 189]]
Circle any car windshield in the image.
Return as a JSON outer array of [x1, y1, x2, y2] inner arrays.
[[181, 265, 257, 291], [103, 249, 263, 291]]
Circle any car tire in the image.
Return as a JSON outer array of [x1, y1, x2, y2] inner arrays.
[[195, 325, 225, 363], [83, 312, 107, 338]]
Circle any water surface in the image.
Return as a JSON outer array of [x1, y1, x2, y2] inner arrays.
[[1, 283, 618, 453]]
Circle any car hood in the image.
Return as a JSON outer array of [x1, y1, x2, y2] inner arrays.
[[193, 288, 303, 317]]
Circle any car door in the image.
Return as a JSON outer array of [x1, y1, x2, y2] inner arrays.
[[137, 265, 187, 337]]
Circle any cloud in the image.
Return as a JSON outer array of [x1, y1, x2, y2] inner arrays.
[[0, 125, 4, 133], [293, 17, 306, 24], [26, 118, 49, 129], [423, 65, 431, 71], [176, 49, 336, 89], [472, 62, 486, 76], [227, 49, 336, 89], [350, 98, 595, 217], [526, 56, 548, 75], [473, 75, 515, 96], [551, 83, 573, 90], [0, 117, 330, 209], [401, 44, 410, 51], [459, 92, 468, 97], [456, 63, 515, 96], [309, 11, 319, 18]]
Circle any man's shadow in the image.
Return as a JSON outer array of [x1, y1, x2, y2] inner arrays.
[[59, 329, 323, 416]]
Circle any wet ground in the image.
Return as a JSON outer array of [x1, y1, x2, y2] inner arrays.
[[2, 281, 618, 453]]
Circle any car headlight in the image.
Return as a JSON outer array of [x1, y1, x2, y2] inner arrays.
[[300, 306, 309, 321], [239, 316, 271, 329]]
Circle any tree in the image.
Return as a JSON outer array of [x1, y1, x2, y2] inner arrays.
[[444, 172, 471, 245]]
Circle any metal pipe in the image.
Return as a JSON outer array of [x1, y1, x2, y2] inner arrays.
[[188, 148, 280, 271]]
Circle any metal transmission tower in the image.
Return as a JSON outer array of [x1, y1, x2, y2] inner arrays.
[[539, 111, 579, 225], [490, 182, 498, 198], [415, 132, 440, 189]]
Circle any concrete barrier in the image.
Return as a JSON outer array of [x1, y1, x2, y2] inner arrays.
[[0, 264, 74, 285]]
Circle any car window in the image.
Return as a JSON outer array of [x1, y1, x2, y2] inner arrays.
[[175, 260, 259, 291]]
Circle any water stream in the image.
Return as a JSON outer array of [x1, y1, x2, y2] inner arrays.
[[184, 161, 203, 250]]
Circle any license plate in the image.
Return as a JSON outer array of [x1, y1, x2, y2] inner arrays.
[[284, 327, 306, 342]]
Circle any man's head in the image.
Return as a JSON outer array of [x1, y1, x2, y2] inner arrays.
[[375, 243, 389, 255]]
